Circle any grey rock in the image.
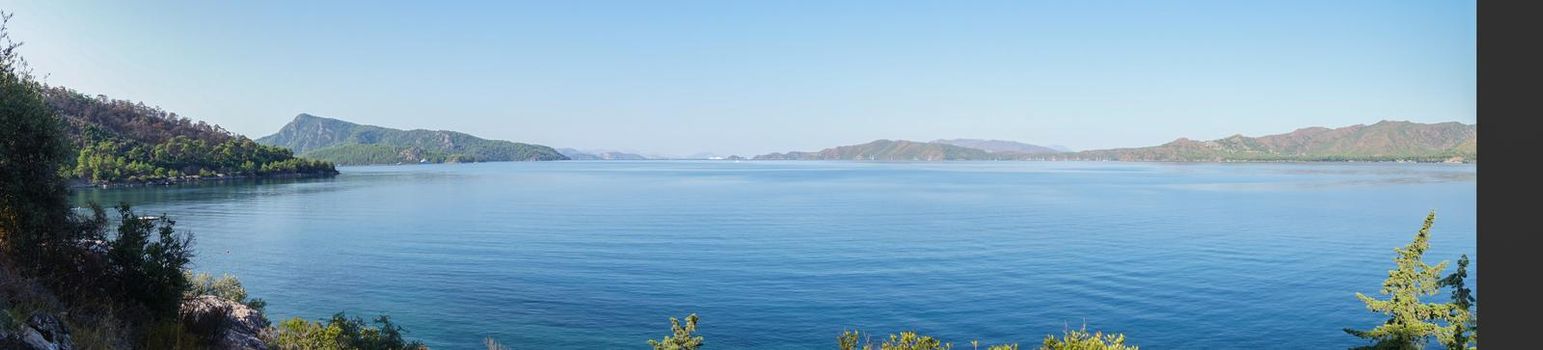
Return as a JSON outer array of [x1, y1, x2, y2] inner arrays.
[[181, 295, 270, 350]]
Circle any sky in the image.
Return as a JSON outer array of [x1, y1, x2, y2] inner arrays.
[[2, 1, 1475, 156]]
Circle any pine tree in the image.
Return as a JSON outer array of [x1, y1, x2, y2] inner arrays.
[[1437, 254, 1476, 349], [1345, 211, 1453, 349]]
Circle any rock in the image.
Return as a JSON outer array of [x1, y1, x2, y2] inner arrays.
[[0, 313, 73, 350], [180, 295, 270, 350]]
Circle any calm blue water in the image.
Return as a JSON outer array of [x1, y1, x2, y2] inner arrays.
[[72, 161, 1476, 349]]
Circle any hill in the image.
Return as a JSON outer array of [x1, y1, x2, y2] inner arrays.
[[753, 139, 1014, 160], [756, 121, 1475, 163], [1066, 120, 1476, 162], [256, 114, 568, 165], [40, 86, 337, 185], [557, 148, 650, 160], [931, 139, 1062, 153]]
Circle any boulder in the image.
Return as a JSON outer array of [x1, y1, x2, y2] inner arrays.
[[180, 295, 270, 350], [0, 313, 73, 350]]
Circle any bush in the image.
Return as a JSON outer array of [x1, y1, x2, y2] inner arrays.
[[105, 204, 195, 319], [269, 312, 427, 350], [839, 330, 1021, 350], [0, 11, 76, 282], [648, 313, 703, 350], [185, 272, 267, 312], [1039, 328, 1137, 350]]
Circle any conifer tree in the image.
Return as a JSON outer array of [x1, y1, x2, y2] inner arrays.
[[1345, 211, 1453, 349], [1437, 254, 1476, 349]]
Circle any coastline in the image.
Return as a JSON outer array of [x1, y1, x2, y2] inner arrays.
[[68, 171, 340, 190]]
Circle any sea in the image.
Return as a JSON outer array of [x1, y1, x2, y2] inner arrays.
[[71, 160, 1477, 349]]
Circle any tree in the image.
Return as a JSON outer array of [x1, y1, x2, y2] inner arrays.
[[107, 204, 195, 318], [1345, 211, 1453, 349], [649, 313, 704, 350], [0, 11, 76, 276], [1437, 255, 1476, 350]]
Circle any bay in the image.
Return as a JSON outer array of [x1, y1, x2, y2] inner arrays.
[[72, 161, 1476, 349]]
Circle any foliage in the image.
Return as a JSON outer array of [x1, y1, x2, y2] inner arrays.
[[877, 331, 952, 350], [1345, 211, 1456, 349], [1039, 328, 1137, 350], [106, 204, 195, 319], [270, 312, 427, 350], [648, 313, 704, 350], [0, 11, 77, 278], [838, 328, 1129, 350], [185, 271, 267, 312], [67, 127, 337, 184], [1437, 255, 1476, 350]]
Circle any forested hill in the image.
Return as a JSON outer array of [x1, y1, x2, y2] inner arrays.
[[1063, 120, 1477, 162], [41, 86, 337, 185], [256, 113, 568, 165]]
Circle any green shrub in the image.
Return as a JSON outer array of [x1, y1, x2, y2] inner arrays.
[[270, 312, 427, 350], [184, 272, 267, 312], [105, 204, 195, 319], [1039, 328, 1137, 350], [838, 330, 1025, 350], [648, 313, 703, 350]]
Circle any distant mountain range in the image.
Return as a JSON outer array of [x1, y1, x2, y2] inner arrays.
[[754, 121, 1476, 163], [557, 148, 650, 160], [931, 139, 1063, 154], [1066, 121, 1475, 162], [256, 114, 567, 165], [754, 140, 1009, 160]]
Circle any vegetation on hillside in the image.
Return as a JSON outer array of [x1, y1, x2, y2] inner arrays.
[[42, 87, 337, 185], [256, 113, 568, 165]]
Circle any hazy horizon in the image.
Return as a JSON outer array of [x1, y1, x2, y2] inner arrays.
[[2, 1, 1475, 156]]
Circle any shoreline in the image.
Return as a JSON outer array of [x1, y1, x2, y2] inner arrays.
[[69, 171, 339, 190]]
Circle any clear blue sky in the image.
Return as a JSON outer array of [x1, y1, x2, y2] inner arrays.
[[3, 0, 1474, 156]]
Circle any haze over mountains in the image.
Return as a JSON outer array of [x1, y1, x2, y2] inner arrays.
[[253, 113, 1475, 165], [755, 121, 1476, 163], [932, 139, 1064, 154], [1069, 120, 1476, 162], [557, 148, 650, 160]]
